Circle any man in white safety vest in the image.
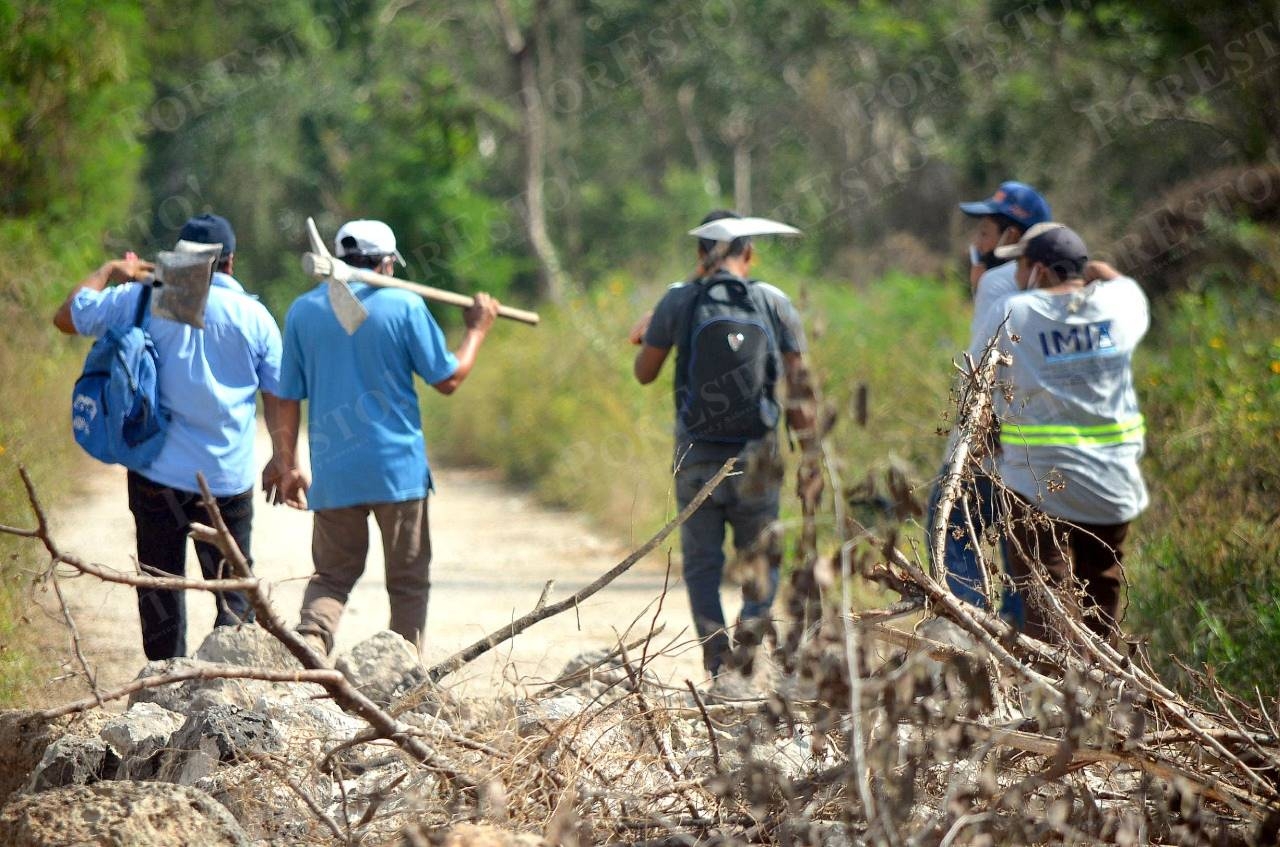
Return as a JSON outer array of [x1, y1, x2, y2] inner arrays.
[[974, 223, 1149, 645]]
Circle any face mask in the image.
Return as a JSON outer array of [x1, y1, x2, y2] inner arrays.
[[978, 227, 1020, 269]]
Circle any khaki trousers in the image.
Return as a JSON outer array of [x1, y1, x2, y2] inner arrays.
[[300, 498, 432, 649]]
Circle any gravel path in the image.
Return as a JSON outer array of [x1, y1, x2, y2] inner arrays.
[[45, 427, 716, 702]]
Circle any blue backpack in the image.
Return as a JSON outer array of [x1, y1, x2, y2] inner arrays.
[[70, 285, 169, 467]]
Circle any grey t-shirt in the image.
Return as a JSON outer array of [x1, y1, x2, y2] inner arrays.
[[643, 272, 807, 467], [976, 276, 1151, 524]]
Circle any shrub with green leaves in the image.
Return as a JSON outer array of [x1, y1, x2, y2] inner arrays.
[[1127, 284, 1280, 696]]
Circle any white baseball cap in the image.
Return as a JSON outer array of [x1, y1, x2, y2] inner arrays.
[[334, 219, 406, 266]]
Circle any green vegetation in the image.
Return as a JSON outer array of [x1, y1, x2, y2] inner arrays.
[[3, 0, 1280, 701], [424, 271, 972, 540], [426, 264, 1280, 698], [1128, 282, 1280, 693], [0, 316, 88, 706]]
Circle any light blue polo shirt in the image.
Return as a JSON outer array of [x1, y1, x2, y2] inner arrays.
[[71, 273, 283, 496], [278, 283, 458, 511]]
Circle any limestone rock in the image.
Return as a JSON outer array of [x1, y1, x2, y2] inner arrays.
[[254, 696, 367, 758], [99, 702, 185, 779], [552, 648, 630, 688], [157, 704, 285, 785], [516, 693, 588, 737], [194, 623, 302, 671], [0, 782, 249, 847], [0, 712, 67, 804], [127, 657, 221, 713], [335, 630, 427, 707], [196, 761, 332, 843], [27, 734, 112, 791]]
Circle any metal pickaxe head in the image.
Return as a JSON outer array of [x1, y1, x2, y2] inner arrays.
[[305, 216, 368, 335], [151, 246, 220, 328]]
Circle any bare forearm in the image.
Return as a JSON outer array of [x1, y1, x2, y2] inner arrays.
[[53, 261, 117, 334], [433, 328, 488, 394], [263, 393, 301, 465]]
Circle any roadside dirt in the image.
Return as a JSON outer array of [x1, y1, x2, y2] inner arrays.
[[40, 428, 715, 704]]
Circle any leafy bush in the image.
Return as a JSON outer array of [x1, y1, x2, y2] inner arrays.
[[1126, 284, 1280, 695], [425, 265, 1280, 698], [0, 313, 89, 705]]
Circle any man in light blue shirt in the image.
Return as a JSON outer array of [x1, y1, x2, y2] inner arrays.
[[264, 219, 499, 654], [54, 213, 285, 660]]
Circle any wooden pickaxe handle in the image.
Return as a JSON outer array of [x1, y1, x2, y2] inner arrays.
[[302, 252, 540, 326]]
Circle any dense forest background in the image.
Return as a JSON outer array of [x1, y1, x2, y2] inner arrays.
[[9, 0, 1280, 307], [2, 0, 1278, 699]]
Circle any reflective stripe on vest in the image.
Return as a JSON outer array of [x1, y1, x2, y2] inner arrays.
[[1001, 415, 1145, 447]]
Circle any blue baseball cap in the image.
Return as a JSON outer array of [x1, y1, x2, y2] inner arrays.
[[177, 213, 236, 259], [959, 181, 1051, 229]]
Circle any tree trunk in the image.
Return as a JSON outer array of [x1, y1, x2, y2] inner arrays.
[[494, 0, 567, 303], [734, 141, 752, 215], [677, 83, 721, 199]]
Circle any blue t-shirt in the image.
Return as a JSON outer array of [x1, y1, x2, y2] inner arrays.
[[70, 273, 283, 496], [278, 283, 458, 510]]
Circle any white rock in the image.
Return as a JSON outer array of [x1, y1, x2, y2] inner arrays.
[[334, 630, 426, 707], [100, 702, 185, 779], [194, 625, 302, 671]]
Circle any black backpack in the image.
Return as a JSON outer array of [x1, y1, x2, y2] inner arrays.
[[677, 275, 781, 443]]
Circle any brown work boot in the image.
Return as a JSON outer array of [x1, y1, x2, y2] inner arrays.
[[295, 625, 333, 666]]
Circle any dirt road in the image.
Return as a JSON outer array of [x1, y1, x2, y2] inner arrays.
[[46, 428, 715, 700]]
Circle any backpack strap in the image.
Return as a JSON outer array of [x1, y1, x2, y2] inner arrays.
[[133, 283, 153, 330]]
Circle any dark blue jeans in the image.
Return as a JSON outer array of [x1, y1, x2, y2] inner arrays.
[[127, 471, 255, 660], [676, 462, 781, 673], [925, 468, 1023, 623]]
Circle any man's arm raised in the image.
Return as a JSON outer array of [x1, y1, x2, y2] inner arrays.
[[432, 293, 500, 395], [53, 256, 155, 334]]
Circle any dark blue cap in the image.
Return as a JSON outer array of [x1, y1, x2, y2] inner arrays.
[[177, 213, 236, 259], [994, 223, 1089, 277], [959, 181, 1051, 229]]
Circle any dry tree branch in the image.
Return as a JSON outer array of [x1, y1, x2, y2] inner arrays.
[[399, 457, 737, 704], [260, 757, 347, 843], [536, 628, 669, 695], [353, 769, 410, 831], [618, 645, 700, 820], [1010, 539, 1280, 803], [954, 718, 1269, 811], [186, 473, 478, 790], [684, 680, 722, 773], [931, 333, 1008, 595], [47, 571, 102, 708], [0, 466, 480, 794]]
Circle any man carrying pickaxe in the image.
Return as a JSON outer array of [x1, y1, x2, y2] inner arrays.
[[264, 219, 501, 656]]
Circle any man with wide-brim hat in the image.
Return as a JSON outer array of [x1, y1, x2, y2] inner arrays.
[[630, 210, 815, 685]]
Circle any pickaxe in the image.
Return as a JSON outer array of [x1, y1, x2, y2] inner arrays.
[[301, 217, 540, 334]]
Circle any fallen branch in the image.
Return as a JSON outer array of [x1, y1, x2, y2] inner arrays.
[[188, 474, 477, 790], [931, 333, 1008, 602], [400, 457, 737, 706], [954, 717, 1273, 814]]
